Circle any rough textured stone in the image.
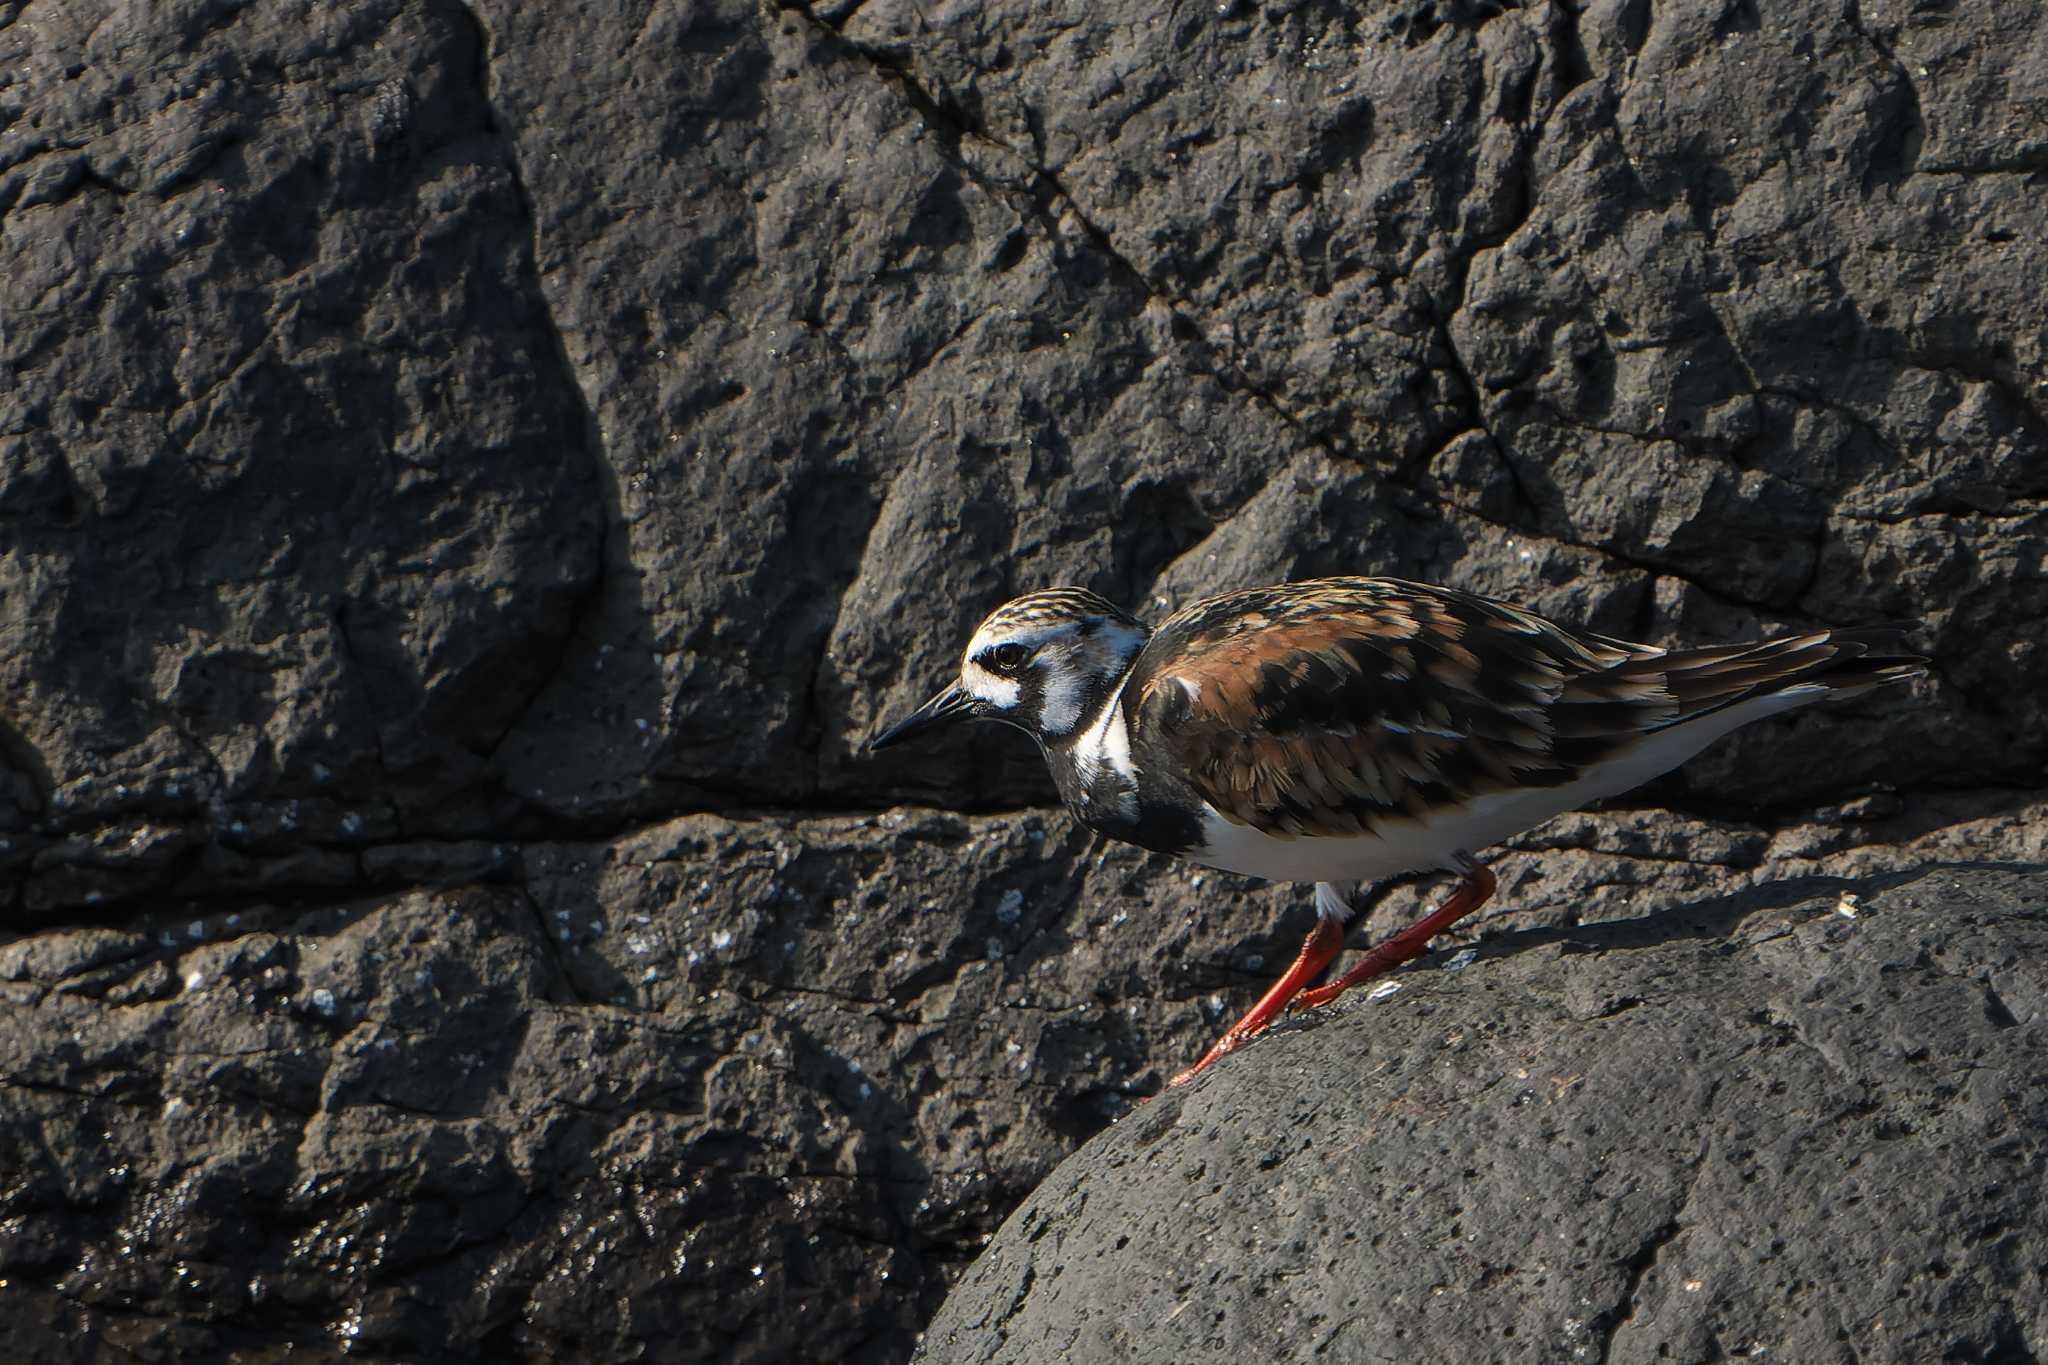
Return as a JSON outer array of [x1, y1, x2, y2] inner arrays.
[[1, 0, 2045, 1360], [0, 0, 604, 864], [3, 802, 2043, 1361], [920, 869, 2048, 1364]]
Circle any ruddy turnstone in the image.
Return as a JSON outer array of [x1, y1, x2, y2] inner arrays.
[[869, 579, 1925, 1088]]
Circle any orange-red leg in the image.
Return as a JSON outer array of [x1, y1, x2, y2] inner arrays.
[[1166, 894, 1348, 1089], [1293, 855, 1495, 1011]]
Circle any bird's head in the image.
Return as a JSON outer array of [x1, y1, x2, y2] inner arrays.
[[869, 588, 1149, 752]]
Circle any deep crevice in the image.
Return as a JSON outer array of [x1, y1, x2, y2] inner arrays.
[[451, 0, 623, 770]]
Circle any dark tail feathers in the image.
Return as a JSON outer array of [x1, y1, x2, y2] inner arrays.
[[1651, 625, 1926, 725]]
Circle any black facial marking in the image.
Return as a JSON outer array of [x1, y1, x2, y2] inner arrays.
[[985, 642, 1030, 674]]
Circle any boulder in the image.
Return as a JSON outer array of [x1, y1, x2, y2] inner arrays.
[[919, 868, 2048, 1363]]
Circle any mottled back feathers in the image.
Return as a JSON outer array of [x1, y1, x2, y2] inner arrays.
[[1125, 578, 1923, 840]]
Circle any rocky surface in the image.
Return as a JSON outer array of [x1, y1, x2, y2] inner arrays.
[[920, 868, 2048, 1364], [1, 0, 2044, 1360]]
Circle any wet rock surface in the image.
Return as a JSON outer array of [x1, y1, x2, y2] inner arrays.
[[919, 868, 2048, 1364], [2, 0, 2045, 1360]]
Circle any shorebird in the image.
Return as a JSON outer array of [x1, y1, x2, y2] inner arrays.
[[869, 578, 1924, 1087]]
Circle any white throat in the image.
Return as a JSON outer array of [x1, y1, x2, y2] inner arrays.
[[1072, 669, 1139, 789]]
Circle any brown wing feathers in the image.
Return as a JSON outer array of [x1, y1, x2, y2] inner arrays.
[[1131, 579, 1924, 840], [1134, 582, 1602, 837]]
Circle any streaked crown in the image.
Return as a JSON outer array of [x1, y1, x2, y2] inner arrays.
[[965, 588, 1131, 661]]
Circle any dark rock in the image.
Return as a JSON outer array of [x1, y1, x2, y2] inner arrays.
[[2, 804, 2042, 1362], [1, 0, 2046, 1360], [0, 0, 604, 855], [919, 868, 2048, 1363]]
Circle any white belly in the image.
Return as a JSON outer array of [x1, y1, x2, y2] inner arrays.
[[1191, 811, 1449, 883], [1189, 691, 1814, 884]]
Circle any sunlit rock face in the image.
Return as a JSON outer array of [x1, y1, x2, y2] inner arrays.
[[2, 0, 2044, 1359]]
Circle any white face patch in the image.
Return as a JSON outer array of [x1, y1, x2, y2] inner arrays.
[[1037, 666, 1087, 735], [961, 661, 1023, 709]]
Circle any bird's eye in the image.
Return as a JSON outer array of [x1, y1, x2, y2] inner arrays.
[[986, 643, 1030, 674]]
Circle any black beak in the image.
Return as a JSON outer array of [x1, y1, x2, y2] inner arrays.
[[868, 683, 976, 752]]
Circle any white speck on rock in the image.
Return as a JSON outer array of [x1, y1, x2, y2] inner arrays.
[[1367, 981, 1403, 1001], [183, 971, 204, 992], [1444, 948, 1479, 972], [310, 988, 337, 1015]]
